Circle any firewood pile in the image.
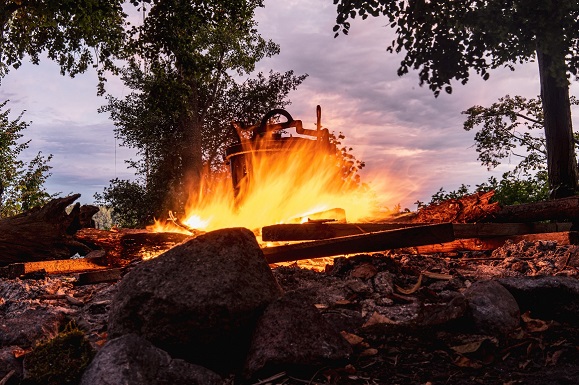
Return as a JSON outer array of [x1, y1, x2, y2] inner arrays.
[[2, 191, 579, 280], [1, 192, 578, 384]]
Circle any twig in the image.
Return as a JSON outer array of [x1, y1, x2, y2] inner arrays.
[[251, 372, 287, 385], [0, 370, 14, 385]]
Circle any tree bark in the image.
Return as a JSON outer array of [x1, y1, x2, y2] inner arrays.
[[536, 49, 578, 198]]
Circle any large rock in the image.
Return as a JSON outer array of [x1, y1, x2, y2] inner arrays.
[[498, 276, 579, 325], [80, 334, 222, 385], [464, 280, 520, 336], [107, 227, 282, 372], [244, 292, 353, 379], [0, 346, 22, 383]]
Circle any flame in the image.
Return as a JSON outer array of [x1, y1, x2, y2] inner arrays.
[[158, 132, 393, 234]]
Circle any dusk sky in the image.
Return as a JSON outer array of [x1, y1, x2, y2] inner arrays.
[[1, 0, 577, 210]]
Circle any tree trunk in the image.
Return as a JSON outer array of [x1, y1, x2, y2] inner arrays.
[[180, 84, 204, 209], [0, 194, 96, 266], [536, 49, 578, 198]]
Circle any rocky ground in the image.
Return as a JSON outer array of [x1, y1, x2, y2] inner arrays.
[[270, 240, 579, 384], [1, 237, 578, 385]]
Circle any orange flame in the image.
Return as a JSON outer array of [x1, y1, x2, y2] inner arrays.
[[165, 132, 391, 234]]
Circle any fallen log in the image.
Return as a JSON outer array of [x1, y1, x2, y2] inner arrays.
[[262, 222, 573, 242], [0, 194, 97, 266], [410, 191, 500, 223], [397, 231, 579, 254], [74, 228, 192, 266], [262, 223, 454, 264], [490, 196, 579, 222]]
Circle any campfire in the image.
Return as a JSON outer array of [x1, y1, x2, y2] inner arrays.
[[154, 106, 388, 236]]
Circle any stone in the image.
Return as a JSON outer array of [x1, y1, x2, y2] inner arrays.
[[80, 334, 222, 385], [498, 276, 579, 325], [464, 280, 520, 336], [0, 307, 66, 348], [243, 291, 353, 379], [107, 227, 282, 373], [0, 346, 22, 383], [322, 308, 365, 334], [417, 293, 468, 327]]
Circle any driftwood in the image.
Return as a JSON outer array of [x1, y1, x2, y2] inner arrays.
[[262, 223, 454, 264], [74, 228, 192, 266], [0, 194, 98, 266]]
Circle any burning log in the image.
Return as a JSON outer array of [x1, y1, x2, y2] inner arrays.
[[74, 228, 192, 266], [0, 194, 96, 266], [262, 222, 573, 242], [262, 223, 454, 264]]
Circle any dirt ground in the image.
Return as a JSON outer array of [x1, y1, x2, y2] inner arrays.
[[264, 241, 579, 385]]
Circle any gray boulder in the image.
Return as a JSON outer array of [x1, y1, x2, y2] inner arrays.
[[107, 227, 283, 372], [464, 280, 520, 336], [244, 292, 353, 379], [498, 276, 579, 325], [80, 334, 222, 385]]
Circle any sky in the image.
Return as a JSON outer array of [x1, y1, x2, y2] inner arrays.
[[1, 0, 577, 210]]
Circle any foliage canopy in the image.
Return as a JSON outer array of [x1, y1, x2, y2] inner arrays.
[[95, 0, 308, 226], [333, 0, 579, 197], [0, 101, 54, 218], [333, 0, 579, 95]]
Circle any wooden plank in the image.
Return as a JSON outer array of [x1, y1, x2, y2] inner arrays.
[[262, 222, 573, 242], [262, 223, 454, 264], [401, 231, 579, 254], [452, 222, 573, 238], [261, 222, 422, 241], [0, 256, 108, 279]]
